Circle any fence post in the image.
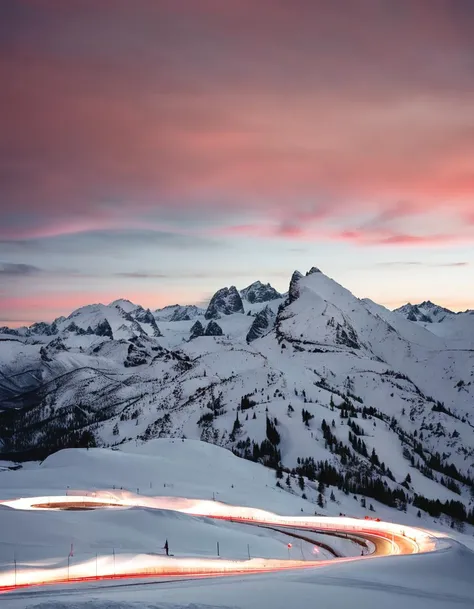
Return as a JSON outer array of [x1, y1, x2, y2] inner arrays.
[[247, 544, 250, 559], [217, 541, 220, 557], [13, 551, 16, 587], [96, 553, 98, 579], [113, 548, 115, 578]]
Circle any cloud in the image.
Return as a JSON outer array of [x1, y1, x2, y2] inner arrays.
[[1, 2, 473, 325], [115, 270, 290, 281], [377, 261, 469, 268], [218, 223, 474, 248], [0, 1, 473, 241], [0, 262, 41, 276], [0, 230, 224, 258]]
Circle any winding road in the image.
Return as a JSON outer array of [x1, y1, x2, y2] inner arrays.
[[0, 492, 442, 595]]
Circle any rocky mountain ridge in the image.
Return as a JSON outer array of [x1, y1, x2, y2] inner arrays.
[[1, 268, 473, 527]]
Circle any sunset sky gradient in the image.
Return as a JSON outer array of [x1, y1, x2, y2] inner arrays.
[[1, 0, 473, 325]]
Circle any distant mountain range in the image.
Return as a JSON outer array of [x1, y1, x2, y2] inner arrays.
[[394, 301, 470, 323], [0, 268, 473, 527]]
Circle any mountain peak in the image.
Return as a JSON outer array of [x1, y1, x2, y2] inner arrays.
[[394, 300, 455, 323], [394, 301, 454, 323], [189, 320, 204, 340], [288, 270, 304, 303], [288, 267, 325, 303], [240, 281, 282, 303], [204, 286, 244, 320], [205, 320, 224, 336], [110, 299, 138, 313], [155, 304, 204, 322]]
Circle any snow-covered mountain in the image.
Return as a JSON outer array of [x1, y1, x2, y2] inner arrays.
[[394, 301, 474, 346], [240, 281, 283, 303], [394, 301, 455, 323], [0, 268, 473, 529], [205, 286, 245, 319], [155, 304, 205, 322]]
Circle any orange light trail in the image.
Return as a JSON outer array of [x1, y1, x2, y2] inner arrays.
[[0, 492, 442, 594]]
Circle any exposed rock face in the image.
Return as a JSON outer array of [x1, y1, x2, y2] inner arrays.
[[131, 307, 162, 337], [306, 266, 322, 275], [133, 307, 154, 324], [130, 320, 148, 337], [0, 327, 20, 336], [39, 337, 68, 362], [94, 319, 114, 339], [29, 322, 58, 337], [205, 320, 223, 336], [155, 304, 204, 322], [246, 306, 276, 343], [204, 286, 244, 320], [169, 305, 203, 322], [124, 342, 149, 367], [288, 270, 304, 304], [189, 320, 205, 340], [65, 322, 89, 336], [240, 281, 282, 304]]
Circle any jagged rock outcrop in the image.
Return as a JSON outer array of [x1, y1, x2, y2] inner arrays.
[[205, 320, 223, 336], [246, 306, 276, 343], [189, 320, 205, 339], [64, 322, 89, 336], [155, 304, 204, 322], [131, 320, 148, 337], [394, 301, 454, 323], [39, 337, 68, 361], [169, 305, 203, 322], [132, 307, 162, 337], [94, 319, 114, 339], [240, 281, 282, 304], [124, 342, 149, 367], [288, 270, 303, 304], [132, 307, 153, 325], [204, 286, 244, 319], [29, 321, 58, 337], [0, 327, 19, 336]]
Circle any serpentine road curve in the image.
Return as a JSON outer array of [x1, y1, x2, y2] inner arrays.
[[0, 492, 446, 594]]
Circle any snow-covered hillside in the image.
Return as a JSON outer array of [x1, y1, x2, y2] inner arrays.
[[0, 270, 473, 530], [0, 440, 362, 571], [1, 440, 473, 609]]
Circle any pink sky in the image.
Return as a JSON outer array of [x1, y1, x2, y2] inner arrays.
[[0, 1, 473, 324]]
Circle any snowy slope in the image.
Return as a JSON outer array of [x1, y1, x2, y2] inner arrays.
[[0, 440, 368, 577], [1, 441, 474, 609]]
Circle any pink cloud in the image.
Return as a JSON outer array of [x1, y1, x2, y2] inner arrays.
[[217, 223, 474, 248], [1, 1, 473, 242]]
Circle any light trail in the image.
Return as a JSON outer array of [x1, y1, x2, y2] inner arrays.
[[0, 492, 441, 594]]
